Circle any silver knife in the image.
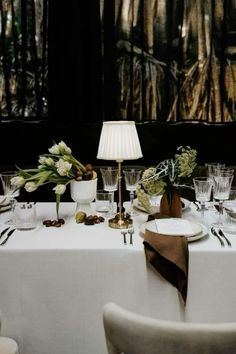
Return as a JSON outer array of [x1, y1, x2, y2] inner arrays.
[[0, 228, 16, 246], [0, 226, 10, 240], [218, 229, 231, 247]]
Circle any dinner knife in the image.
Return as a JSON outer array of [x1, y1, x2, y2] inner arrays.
[[0, 228, 16, 246], [0, 226, 10, 240], [218, 229, 231, 247]]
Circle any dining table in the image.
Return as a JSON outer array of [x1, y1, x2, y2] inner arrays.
[[0, 200, 236, 354]]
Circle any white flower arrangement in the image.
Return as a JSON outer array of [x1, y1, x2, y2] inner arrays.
[[11, 140, 97, 219]]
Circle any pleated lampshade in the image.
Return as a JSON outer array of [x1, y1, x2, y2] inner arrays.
[[97, 121, 143, 162]]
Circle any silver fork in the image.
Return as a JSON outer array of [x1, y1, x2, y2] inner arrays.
[[128, 228, 134, 245], [121, 230, 127, 245]]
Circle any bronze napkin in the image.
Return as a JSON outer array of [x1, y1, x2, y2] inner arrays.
[[143, 214, 189, 304]]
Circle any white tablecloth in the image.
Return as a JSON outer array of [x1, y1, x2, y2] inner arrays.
[[0, 202, 236, 354]]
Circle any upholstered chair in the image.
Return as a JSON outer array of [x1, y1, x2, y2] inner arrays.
[[103, 302, 236, 354], [0, 313, 19, 354]]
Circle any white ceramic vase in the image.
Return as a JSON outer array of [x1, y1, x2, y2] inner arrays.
[[70, 178, 97, 205]]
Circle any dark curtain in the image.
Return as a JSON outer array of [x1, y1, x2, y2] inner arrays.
[[1, 0, 236, 123], [112, 0, 236, 123], [0, 0, 48, 120], [48, 0, 103, 123]]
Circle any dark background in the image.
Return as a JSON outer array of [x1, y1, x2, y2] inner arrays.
[[1, 1, 236, 202]]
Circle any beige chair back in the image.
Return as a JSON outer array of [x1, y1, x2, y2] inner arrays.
[[103, 302, 236, 354]]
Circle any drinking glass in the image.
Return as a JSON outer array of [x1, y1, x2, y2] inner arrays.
[[100, 167, 119, 216], [206, 162, 225, 180], [212, 174, 233, 227], [193, 177, 213, 219], [205, 162, 225, 202], [123, 169, 142, 216], [0, 171, 20, 225], [222, 186, 236, 230]]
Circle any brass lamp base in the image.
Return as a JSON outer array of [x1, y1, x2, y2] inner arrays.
[[108, 214, 133, 229]]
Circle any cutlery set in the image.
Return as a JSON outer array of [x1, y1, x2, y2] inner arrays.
[[121, 228, 134, 245], [210, 227, 231, 247], [0, 227, 16, 246]]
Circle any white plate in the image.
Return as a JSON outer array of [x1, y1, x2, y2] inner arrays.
[[133, 196, 190, 213], [139, 219, 208, 242], [0, 204, 11, 213], [0, 196, 11, 206]]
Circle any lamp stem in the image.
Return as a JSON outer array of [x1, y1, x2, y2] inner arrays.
[[108, 160, 132, 229], [118, 161, 122, 223]]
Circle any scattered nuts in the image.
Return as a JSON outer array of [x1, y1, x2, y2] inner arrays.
[[42, 218, 65, 228], [83, 214, 105, 226]]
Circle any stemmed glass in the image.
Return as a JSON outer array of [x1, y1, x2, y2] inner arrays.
[[205, 162, 225, 202], [193, 177, 213, 219], [100, 167, 119, 216], [0, 171, 20, 225], [212, 173, 233, 227], [123, 169, 142, 216]]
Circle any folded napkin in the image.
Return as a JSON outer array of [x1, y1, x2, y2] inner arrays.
[[143, 214, 189, 304]]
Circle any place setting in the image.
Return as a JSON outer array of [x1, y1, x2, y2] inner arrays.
[[139, 217, 208, 243], [0, 196, 11, 214], [133, 195, 191, 214]]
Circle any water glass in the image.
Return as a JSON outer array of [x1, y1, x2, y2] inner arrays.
[[0, 171, 20, 225], [123, 169, 142, 216], [95, 190, 113, 216], [206, 162, 225, 178], [212, 174, 233, 227], [100, 167, 119, 191], [223, 186, 236, 227], [193, 177, 213, 218], [100, 167, 119, 215], [13, 202, 37, 230]]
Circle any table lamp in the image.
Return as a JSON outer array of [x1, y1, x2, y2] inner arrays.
[[97, 121, 143, 228]]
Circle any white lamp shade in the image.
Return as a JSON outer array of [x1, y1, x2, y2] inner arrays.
[[97, 121, 143, 161]]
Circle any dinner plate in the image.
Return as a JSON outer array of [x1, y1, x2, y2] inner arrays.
[[133, 196, 190, 213], [0, 204, 11, 213], [224, 202, 236, 223], [0, 196, 11, 206], [139, 219, 208, 242]]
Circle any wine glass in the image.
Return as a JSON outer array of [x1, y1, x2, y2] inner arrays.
[[205, 162, 225, 202], [123, 169, 142, 216], [193, 177, 213, 219], [100, 167, 119, 216], [212, 173, 233, 227], [0, 171, 20, 225]]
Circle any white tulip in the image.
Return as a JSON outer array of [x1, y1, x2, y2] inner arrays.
[[53, 184, 66, 195], [56, 159, 72, 176], [58, 141, 72, 155], [45, 157, 55, 167], [25, 182, 37, 192], [48, 143, 60, 155], [38, 156, 47, 165], [11, 176, 25, 188]]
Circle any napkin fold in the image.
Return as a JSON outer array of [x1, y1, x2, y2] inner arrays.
[[143, 214, 189, 304]]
